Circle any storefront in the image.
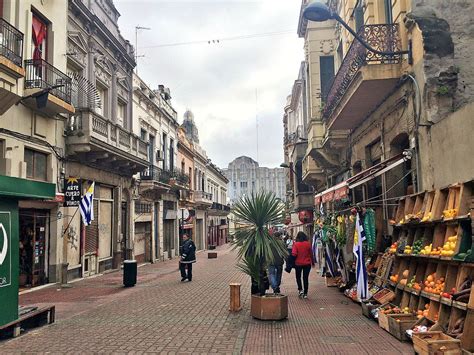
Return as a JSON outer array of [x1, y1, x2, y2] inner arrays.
[[0, 175, 55, 327]]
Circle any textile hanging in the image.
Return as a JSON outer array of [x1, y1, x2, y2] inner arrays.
[[353, 212, 369, 300], [32, 16, 47, 61], [364, 208, 376, 254]]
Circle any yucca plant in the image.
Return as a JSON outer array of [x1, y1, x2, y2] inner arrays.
[[231, 191, 288, 295]]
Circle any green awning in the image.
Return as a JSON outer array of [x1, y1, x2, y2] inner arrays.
[[0, 175, 56, 200]]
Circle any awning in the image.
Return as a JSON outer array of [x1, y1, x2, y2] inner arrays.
[[314, 150, 412, 204], [0, 175, 56, 200]]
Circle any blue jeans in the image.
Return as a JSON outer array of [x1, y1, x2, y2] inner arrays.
[[268, 265, 283, 291]]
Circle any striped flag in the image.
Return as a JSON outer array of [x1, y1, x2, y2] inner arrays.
[[353, 212, 369, 300], [79, 182, 95, 226]]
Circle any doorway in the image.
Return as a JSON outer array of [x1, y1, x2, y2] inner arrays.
[[19, 209, 49, 288]]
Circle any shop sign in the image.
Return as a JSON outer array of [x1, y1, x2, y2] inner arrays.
[[0, 212, 11, 288], [64, 177, 82, 207]]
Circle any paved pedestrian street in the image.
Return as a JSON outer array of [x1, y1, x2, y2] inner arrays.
[[2, 245, 412, 354]]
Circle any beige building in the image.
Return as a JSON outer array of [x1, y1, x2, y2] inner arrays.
[[1, 0, 74, 287], [298, 0, 474, 232]]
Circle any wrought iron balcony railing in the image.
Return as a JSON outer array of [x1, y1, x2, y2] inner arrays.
[[0, 18, 24, 67], [194, 191, 213, 201], [140, 165, 170, 185], [25, 59, 73, 104], [135, 202, 152, 214], [211, 202, 231, 212], [322, 24, 402, 121], [172, 169, 190, 186]]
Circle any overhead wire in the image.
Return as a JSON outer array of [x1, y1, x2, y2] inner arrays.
[[140, 29, 296, 49]]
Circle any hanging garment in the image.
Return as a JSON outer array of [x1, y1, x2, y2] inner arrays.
[[353, 213, 369, 300], [364, 209, 376, 254]]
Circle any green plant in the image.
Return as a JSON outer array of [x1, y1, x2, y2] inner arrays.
[[231, 191, 288, 295], [437, 85, 450, 96]]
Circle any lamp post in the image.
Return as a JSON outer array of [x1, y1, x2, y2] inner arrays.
[[280, 162, 296, 175], [303, 2, 412, 64]]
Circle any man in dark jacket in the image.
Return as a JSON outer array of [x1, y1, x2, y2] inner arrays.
[[268, 232, 286, 293], [179, 234, 196, 282]]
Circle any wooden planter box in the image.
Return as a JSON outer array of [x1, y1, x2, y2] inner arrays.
[[250, 294, 288, 321], [412, 332, 461, 355], [388, 314, 418, 341]]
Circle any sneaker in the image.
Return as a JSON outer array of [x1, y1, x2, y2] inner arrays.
[[181, 277, 187, 282], [298, 290, 304, 298], [274, 288, 280, 294], [303, 294, 308, 299]]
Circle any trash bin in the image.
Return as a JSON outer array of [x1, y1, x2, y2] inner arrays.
[[123, 260, 137, 287]]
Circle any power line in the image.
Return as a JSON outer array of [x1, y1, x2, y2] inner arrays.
[[140, 29, 295, 49]]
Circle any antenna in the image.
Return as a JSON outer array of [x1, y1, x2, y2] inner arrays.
[[256, 88, 259, 164], [135, 25, 151, 74]]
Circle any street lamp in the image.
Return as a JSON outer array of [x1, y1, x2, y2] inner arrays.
[[280, 163, 296, 175], [303, 2, 412, 64]]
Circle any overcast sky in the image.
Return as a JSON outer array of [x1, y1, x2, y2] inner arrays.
[[114, 0, 304, 169]]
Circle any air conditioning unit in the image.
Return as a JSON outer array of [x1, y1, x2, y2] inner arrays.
[[155, 149, 163, 162]]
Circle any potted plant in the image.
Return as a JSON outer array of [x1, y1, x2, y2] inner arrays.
[[231, 191, 289, 320]]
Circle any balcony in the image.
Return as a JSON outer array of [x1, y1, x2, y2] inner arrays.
[[169, 169, 190, 190], [139, 165, 171, 199], [323, 24, 403, 131], [209, 202, 231, 216], [23, 59, 75, 116], [66, 111, 149, 176], [179, 189, 194, 206], [294, 191, 314, 212], [0, 17, 24, 115], [302, 155, 325, 189], [135, 202, 152, 214], [194, 191, 213, 207]]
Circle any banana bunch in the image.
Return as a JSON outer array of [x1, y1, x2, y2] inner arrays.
[[335, 215, 346, 246]]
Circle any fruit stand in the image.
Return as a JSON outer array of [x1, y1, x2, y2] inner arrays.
[[377, 181, 473, 352]]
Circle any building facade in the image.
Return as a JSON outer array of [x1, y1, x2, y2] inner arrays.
[[297, 0, 474, 237], [224, 156, 286, 203]]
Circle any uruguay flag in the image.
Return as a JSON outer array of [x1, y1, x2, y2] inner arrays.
[[80, 182, 95, 226], [353, 212, 369, 300]]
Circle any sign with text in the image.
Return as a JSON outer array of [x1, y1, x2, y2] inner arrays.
[[0, 212, 11, 288], [64, 177, 82, 207]]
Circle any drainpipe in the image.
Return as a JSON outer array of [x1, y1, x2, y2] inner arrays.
[[404, 74, 422, 192]]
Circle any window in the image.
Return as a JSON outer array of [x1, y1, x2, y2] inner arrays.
[[181, 160, 185, 173], [320, 56, 335, 102], [233, 182, 236, 190], [117, 101, 126, 127], [240, 181, 247, 188], [32, 13, 48, 61], [169, 138, 174, 170], [188, 167, 192, 187], [162, 133, 167, 169], [384, 0, 393, 24], [25, 148, 47, 181], [140, 129, 147, 141], [0, 140, 4, 159], [96, 83, 108, 117], [354, 4, 364, 30]]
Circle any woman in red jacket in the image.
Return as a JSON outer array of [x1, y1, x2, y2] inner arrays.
[[292, 231, 314, 299]]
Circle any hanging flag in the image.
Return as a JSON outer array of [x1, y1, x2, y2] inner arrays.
[[353, 212, 369, 300], [79, 182, 95, 226], [319, 202, 324, 216]]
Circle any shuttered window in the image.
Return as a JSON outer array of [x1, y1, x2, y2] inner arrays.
[[320, 56, 335, 102]]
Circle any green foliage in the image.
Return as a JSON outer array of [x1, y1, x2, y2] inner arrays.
[[231, 191, 288, 284], [437, 85, 450, 96]]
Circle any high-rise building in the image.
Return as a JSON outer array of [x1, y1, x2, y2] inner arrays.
[[223, 156, 286, 203]]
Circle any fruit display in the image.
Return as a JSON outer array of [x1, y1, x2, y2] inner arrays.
[[421, 212, 432, 222], [423, 273, 445, 295], [452, 277, 472, 303], [429, 246, 443, 256], [403, 244, 412, 254], [411, 239, 424, 255], [389, 242, 398, 254], [406, 275, 422, 291], [447, 317, 465, 339], [389, 274, 399, 283], [442, 208, 458, 219], [416, 304, 430, 319], [379, 305, 411, 315], [440, 235, 458, 257], [419, 244, 432, 255]]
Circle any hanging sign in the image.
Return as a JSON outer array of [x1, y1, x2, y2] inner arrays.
[[0, 212, 11, 288], [64, 177, 82, 207]]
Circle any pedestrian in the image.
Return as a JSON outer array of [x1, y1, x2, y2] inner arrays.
[[179, 233, 196, 282], [284, 233, 295, 273], [268, 231, 286, 294], [292, 231, 315, 299]]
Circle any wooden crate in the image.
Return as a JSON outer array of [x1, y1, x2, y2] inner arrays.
[[460, 309, 474, 352], [377, 303, 398, 331], [412, 332, 461, 355], [373, 288, 396, 304], [432, 189, 449, 221], [388, 314, 418, 341], [325, 276, 341, 287], [361, 301, 379, 320], [422, 190, 436, 222]]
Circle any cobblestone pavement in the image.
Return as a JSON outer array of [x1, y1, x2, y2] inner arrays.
[[2, 245, 413, 354]]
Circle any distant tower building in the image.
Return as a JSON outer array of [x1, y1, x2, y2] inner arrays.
[[222, 156, 286, 203], [182, 110, 200, 143]]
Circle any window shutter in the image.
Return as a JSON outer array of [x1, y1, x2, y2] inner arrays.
[[320, 56, 335, 102]]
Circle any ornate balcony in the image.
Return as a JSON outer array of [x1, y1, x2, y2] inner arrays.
[[209, 202, 231, 216], [194, 191, 213, 207], [323, 24, 403, 130], [66, 111, 149, 175], [302, 155, 325, 189], [139, 165, 171, 199], [0, 17, 25, 115], [23, 59, 75, 116]]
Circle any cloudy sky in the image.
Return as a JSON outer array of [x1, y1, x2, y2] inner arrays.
[[114, 0, 304, 169]]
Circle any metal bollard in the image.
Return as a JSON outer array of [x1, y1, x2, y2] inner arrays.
[[123, 260, 137, 287]]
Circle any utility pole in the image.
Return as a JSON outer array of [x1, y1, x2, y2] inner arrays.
[[255, 89, 259, 164], [135, 25, 151, 74]]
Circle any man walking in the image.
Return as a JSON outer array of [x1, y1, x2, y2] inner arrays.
[[179, 234, 196, 282], [268, 231, 286, 294]]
